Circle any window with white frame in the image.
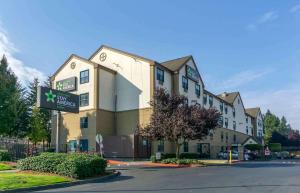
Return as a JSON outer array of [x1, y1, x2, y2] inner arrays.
[[156, 68, 164, 84], [182, 76, 188, 91]]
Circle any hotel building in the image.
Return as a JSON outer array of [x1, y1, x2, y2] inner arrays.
[[51, 45, 264, 158]]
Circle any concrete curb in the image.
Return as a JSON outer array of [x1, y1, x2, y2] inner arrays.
[[0, 170, 121, 193]]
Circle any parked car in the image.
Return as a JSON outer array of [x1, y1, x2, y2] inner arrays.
[[218, 151, 238, 160], [275, 151, 293, 159]]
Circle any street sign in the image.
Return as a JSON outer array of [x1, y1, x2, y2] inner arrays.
[[37, 86, 79, 113], [265, 147, 271, 156], [95, 134, 103, 144], [56, 77, 77, 92]]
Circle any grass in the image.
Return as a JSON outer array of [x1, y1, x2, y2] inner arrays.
[[0, 163, 13, 171], [0, 172, 72, 190]]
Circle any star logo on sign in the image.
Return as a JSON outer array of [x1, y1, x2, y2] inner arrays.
[[56, 82, 63, 90], [45, 90, 56, 103]]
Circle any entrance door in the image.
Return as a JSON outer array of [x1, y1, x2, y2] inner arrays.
[[79, 139, 88, 152], [198, 143, 210, 158]]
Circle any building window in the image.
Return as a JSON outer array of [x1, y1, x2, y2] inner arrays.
[[183, 142, 189, 152], [195, 84, 200, 97], [225, 133, 228, 143], [246, 126, 249, 135], [219, 116, 224, 127], [220, 102, 224, 113], [80, 70, 89, 84], [157, 68, 164, 84], [221, 131, 224, 142], [182, 76, 188, 92], [69, 140, 77, 152], [80, 117, 88, 129], [233, 108, 236, 118], [225, 118, 228, 128], [224, 105, 228, 114], [79, 139, 88, 151], [238, 99, 240, 104], [203, 94, 207, 105], [209, 95, 213, 107], [157, 140, 164, 152], [233, 121, 236, 130], [210, 132, 213, 140], [246, 117, 248, 123], [80, 93, 89, 107], [233, 134, 236, 143], [197, 143, 201, 153]]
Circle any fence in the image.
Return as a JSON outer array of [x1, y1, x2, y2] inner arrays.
[[0, 138, 52, 160]]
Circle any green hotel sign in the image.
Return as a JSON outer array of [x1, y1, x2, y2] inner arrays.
[[56, 77, 77, 92], [37, 86, 79, 113], [186, 66, 200, 82]]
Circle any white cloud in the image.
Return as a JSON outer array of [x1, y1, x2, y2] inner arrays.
[[290, 5, 300, 13], [207, 69, 272, 92], [0, 23, 46, 86], [243, 83, 300, 130], [246, 11, 279, 31], [258, 11, 279, 23]]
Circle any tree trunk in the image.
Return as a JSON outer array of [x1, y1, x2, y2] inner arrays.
[[176, 142, 180, 159]]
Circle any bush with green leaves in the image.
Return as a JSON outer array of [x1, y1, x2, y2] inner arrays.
[[56, 154, 107, 179], [245, 144, 263, 151], [161, 158, 203, 165], [150, 155, 157, 163], [269, 143, 282, 152], [162, 153, 176, 159], [0, 150, 12, 161], [18, 153, 107, 179]]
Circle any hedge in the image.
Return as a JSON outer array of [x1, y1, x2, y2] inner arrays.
[[18, 153, 107, 179], [245, 144, 263, 151], [0, 150, 12, 161], [269, 143, 282, 152]]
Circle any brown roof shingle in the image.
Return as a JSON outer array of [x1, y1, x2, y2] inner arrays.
[[161, 55, 192, 71], [245, 107, 260, 118], [217, 92, 239, 104]]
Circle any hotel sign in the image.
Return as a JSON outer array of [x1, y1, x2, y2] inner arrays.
[[56, 77, 77, 92], [37, 86, 79, 113], [186, 66, 199, 82]]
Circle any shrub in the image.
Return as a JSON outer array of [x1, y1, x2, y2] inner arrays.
[[179, 153, 200, 159], [269, 143, 282, 152], [0, 150, 12, 161], [18, 153, 107, 179], [18, 152, 67, 173], [245, 144, 263, 151], [56, 154, 107, 179], [161, 158, 203, 165], [150, 155, 157, 163]]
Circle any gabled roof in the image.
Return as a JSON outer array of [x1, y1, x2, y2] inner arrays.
[[88, 44, 155, 63], [242, 136, 259, 145], [245, 107, 260, 118], [51, 54, 116, 80], [204, 89, 232, 106], [161, 55, 192, 71], [217, 92, 239, 104]]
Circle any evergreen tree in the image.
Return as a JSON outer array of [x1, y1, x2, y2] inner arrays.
[[0, 55, 29, 137]]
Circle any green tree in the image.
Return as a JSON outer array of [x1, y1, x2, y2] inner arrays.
[[0, 55, 29, 137], [29, 106, 47, 145], [27, 77, 52, 147], [264, 110, 280, 144]]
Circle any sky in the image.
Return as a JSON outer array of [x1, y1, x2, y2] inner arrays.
[[0, 0, 299, 129]]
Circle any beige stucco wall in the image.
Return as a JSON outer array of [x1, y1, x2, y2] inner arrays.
[[51, 110, 97, 151], [99, 69, 116, 111], [116, 108, 152, 136], [90, 47, 151, 111], [53, 57, 95, 111]]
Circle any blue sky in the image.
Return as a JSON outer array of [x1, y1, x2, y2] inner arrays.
[[0, 0, 300, 129]]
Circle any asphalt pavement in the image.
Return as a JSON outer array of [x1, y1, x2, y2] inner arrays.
[[38, 159, 300, 193]]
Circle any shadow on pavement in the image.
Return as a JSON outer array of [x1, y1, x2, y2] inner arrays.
[[232, 162, 298, 168]]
